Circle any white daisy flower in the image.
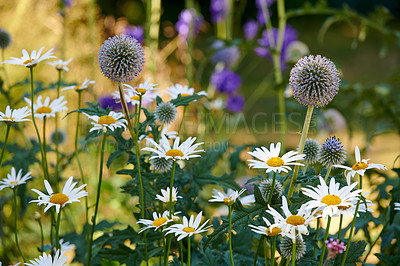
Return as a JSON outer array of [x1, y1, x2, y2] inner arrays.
[[84, 111, 127, 133], [338, 193, 374, 218], [266, 196, 315, 241], [112, 81, 160, 107], [205, 97, 224, 111], [0, 167, 32, 191], [165, 83, 207, 100], [47, 58, 73, 71], [25, 96, 68, 120], [301, 176, 362, 219], [140, 125, 178, 146], [1, 262, 21, 266], [133, 77, 159, 95], [2, 47, 56, 68], [209, 188, 246, 205], [25, 250, 69, 266], [333, 146, 387, 185], [0, 106, 31, 124], [164, 211, 212, 241], [62, 78, 95, 92], [142, 135, 204, 161], [59, 239, 75, 252], [240, 194, 256, 207], [395, 202, 400, 211], [247, 142, 305, 173], [137, 211, 174, 233], [248, 217, 282, 237], [155, 187, 183, 203], [30, 176, 88, 213]]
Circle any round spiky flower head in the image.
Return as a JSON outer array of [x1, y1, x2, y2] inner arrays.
[[150, 156, 173, 172], [259, 179, 283, 205], [290, 55, 340, 108], [319, 136, 346, 167], [279, 236, 306, 261], [300, 138, 321, 165], [154, 102, 177, 124], [98, 34, 145, 82], [0, 27, 11, 49]]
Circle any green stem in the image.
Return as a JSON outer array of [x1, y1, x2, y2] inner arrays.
[[55, 70, 62, 190], [42, 117, 50, 183], [319, 216, 332, 266], [313, 218, 320, 258], [271, 236, 276, 266], [187, 237, 191, 266], [37, 218, 44, 251], [29, 67, 48, 181], [264, 237, 268, 266], [228, 204, 235, 266], [87, 133, 107, 266], [267, 172, 276, 205], [180, 241, 184, 266], [288, 106, 314, 198], [178, 106, 187, 136], [341, 199, 361, 266], [165, 161, 177, 266], [226, 0, 234, 40], [118, 83, 137, 140], [2, 48, 11, 88], [363, 220, 389, 262], [55, 209, 62, 250], [291, 235, 296, 266], [0, 124, 11, 166], [324, 165, 332, 182], [13, 189, 26, 262], [253, 235, 264, 266], [338, 214, 343, 240]]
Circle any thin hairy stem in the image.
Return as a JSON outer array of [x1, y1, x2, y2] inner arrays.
[[319, 216, 332, 266], [13, 189, 26, 262], [0, 124, 11, 165]]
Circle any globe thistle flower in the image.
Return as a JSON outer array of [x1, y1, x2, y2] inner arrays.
[[259, 178, 283, 204], [210, 0, 229, 23], [0, 27, 11, 49], [243, 20, 259, 41], [318, 136, 346, 167], [25, 250, 69, 266], [210, 69, 241, 94], [2, 46, 56, 68], [226, 94, 245, 113], [279, 236, 306, 261], [289, 55, 340, 108], [150, 157, 173, 172], [98, 34, 145, 83], [299, 138, 320, 165], [0, 167, 32, 190], [154, 102, 177, 124], [124, 25, 144, 44], [50, 129, 67, 145]]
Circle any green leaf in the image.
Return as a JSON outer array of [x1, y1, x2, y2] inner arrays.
[[171, 93, 205, 107], [333, 241, 367, 265]]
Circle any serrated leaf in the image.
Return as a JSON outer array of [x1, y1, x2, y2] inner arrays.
[[171, 93, 205, 107], [333, 241, 367, 265]]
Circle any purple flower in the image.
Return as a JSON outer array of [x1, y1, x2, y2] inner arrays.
[[210, 69, 242, 94], [124, 25, 144, 44], [243, 20, 259, 40], [175, 9, 204, 39], [99, 95, 122, 111], [212, 46, 240, 66], [254, 25, 297, 68], [210, 0, 229, 23], [255, 0, 276, 9], [255, 0, 276, 25], [226, 94, 245, 113]]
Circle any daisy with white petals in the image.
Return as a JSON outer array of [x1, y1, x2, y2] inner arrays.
[[0, 106, 30, 124], [248, 217, 282, 237], [84, 111, 127, 133], [30, 176, 88, 213], [333, 146, 387, 185], [0, 167, 32, 191], [2, 46, 56, 67], [25, 96, 68, 120], [301, 176, 362, 219], [142, 135, 204, 161], [156, 187, 182, 203], [137, 211, 174, 233], [209, 188, 246, 205], [164, 211, 212, 241], [140, 125, 178, 146], [266, 196, 315, 241], [62, 78, 95, 92], [47, 58, 73, 71], [25, 250, 69, 266], [395, 202, 400, 211], [166, 83, 207, 100], [59, 239, 75, 252], [112, 80, 160, 107], [247, 142, 305, 173]]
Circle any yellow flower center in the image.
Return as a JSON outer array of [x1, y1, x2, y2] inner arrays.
[[266, 227, 282, 237], [136, 88, 147, 95], [266, 157, 284, 167], [181, 93, 190, 97], [286, 215, 305, 226], [224, 197, 234, 205], [321, 195, 341, 206], [148, 132, 154, 138], [75, 85, 82, 90], [182, 227, 195, 233], [36, 106, 52, 114], [165, 149, 184, 158], [10, 181, 18, 185], [152, 217, 168, 227], [50, 193, 69, 205], [130, 95, 141, 101], [3, 116, 15, 121], [98, 115, 117, 125], [352, 162, 368, 171], [23, 59, 35, 66]]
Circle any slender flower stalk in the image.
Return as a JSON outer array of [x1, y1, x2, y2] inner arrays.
[[337, 214, 343, 240], [13, 188, 26, 262], [313, 218, 320, 258], [180, 240, 184, 265], [55, 209, 62, 250], [324, 165, 332, 182], [165, 161, 177, 266], [271, 236, 276, 266], [0, 124, 11, 165], [35, 213, 44, 252], [55, 69, 62, 189], [288, 106, 314, 198], [267, 172, 277, 205], [292, 233, 296, 266], [228, 204, 234, 266], [87, 133, 107, 266], [319, 216, 332, 266], [363, 219, 389, 262], [187, 237, 191, 266], [42, 117, 50, 184]]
